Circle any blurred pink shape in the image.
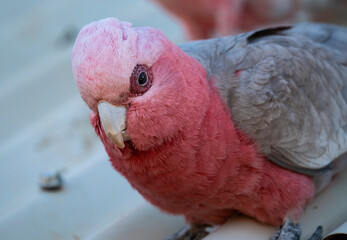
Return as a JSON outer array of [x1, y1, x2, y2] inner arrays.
[[152, 0, 347, 40]]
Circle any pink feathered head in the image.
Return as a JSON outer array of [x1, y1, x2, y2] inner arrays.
[[71, 18, 166, 110], [72, 17, 209, 151]]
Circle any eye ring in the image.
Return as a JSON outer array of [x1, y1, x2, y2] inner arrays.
[[130, 64, 153, 95], [137, 72, 148, 86]]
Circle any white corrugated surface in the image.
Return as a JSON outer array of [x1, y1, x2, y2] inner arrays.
[[0, 1, 185, 239], [1, 1, 347, 240]]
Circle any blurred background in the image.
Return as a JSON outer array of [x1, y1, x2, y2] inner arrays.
[[0, 0, 346, 239]]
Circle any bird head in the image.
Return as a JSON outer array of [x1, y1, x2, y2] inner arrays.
[[72, 18, 209, 152]]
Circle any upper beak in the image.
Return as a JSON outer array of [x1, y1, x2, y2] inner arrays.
[[97, 101, 129, 149]]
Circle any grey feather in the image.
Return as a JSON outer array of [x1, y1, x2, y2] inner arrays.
[[179, 23, 347, 176]]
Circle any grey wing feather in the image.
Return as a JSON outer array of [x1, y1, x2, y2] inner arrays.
[[180, 23, 347, 175]]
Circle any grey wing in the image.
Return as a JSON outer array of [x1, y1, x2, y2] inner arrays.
[[182, 23, 347, 175]]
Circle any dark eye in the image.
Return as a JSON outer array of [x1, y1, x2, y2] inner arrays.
[[138, 72, 148, 86], [130, 64, 153, 95]]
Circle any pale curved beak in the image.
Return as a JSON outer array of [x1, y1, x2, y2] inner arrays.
[[97, 101, 129, 149]]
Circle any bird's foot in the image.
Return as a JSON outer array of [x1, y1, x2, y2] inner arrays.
[[270, 220, 323, 240], [271, 220, 302, 240], [167, 224, 210, 240], [307, 226, 323, 240]]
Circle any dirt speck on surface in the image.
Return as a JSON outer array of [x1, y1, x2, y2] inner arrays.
[[36, 136, 55, 150], [73, 234, 80, 240]]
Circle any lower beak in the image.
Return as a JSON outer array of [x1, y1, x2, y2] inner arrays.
[[97, 101, 129, 149]]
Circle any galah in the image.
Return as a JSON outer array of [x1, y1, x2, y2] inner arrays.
[[151, 0, 347, 40], [71, 18, 347, 240], [151, 0, 301, 39]]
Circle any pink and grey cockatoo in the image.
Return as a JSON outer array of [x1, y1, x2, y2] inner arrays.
[[152, 0, 301, 39], [71, 18, 347, 240], [151, 0, 347, 40]]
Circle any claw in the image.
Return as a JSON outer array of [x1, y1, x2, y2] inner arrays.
[[308, 226, 322, 240], [271, 220, 301, 240], [271, 221, 323, 240]]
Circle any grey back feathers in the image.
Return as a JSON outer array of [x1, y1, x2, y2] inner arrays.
[[180, 23, 347, 176]]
